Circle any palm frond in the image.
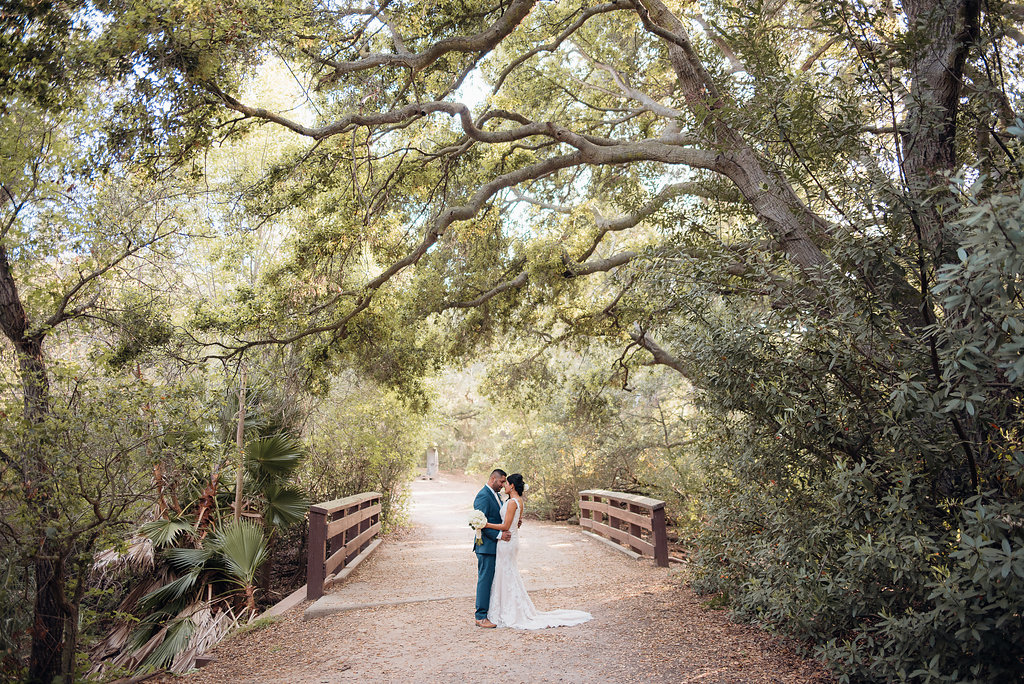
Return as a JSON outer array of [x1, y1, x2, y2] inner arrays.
[[140, 617, 196, 670], [262, 484, 309, 528], [245, 434, 304, 481], [210, 520, 268, 585], [140, 519, 193, 548], [126, 618, 164, 655], [168, 603, 238, 674], [137, 569, 201, 614], [93, 536, 154, 576], [163, 546, 214, 573]]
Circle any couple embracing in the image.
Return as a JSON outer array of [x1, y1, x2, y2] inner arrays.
[[472, 469, 592, 629]]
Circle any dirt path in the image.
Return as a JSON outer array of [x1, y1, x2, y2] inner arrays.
[[169, 473, 832, 683]]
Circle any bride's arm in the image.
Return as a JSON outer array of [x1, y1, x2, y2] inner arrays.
[[484, 499, 518, 532]]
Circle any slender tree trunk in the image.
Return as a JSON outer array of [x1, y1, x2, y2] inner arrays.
[[20, 343, 65, 684], [28, 555, 63, 684], [233, 366, 247, 521], [60, 604, 76, 684], [59, 568, 82, 683], [244, 584, 256, 613], [137, 363, 169, 518], [899, 0, 984, 488], [23, 360, 65, 684], [19, 342, 49, 424]]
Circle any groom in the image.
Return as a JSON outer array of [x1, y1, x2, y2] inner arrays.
[[473, 468, 510, 628]]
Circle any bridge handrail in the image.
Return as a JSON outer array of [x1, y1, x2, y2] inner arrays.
[[578, 489, 669, 567], [306, 491, 382, 600]]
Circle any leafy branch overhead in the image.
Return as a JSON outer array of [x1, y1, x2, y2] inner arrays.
[[102, 0, 1007, 361]]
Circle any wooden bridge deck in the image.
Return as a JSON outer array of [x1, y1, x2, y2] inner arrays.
[[166, 474, 831, 683], [305, 475, 639, 618]]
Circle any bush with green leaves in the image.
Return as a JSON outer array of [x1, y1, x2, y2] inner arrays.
[[301, 373, 426, 527], [477, 345, 696, 522], [691, 436, 1024, 683], [686, 164, 1024, 682]]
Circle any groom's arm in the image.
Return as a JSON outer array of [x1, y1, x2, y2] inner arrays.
[[474, 492, 500, 543]]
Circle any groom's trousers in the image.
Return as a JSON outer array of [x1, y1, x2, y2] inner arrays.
[[475, 552, 496, 620]]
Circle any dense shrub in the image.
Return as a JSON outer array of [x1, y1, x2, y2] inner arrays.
[[692, 432, 1024, 682], [687, 168, 1024, 681], [300, 374, 425, 527]]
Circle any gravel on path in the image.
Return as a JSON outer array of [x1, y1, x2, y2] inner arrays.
[[160, 472, 834, 683]]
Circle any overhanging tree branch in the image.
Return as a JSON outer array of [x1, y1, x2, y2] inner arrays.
[[445, 271, 529, 309], [580, 181, 740, 262], [314, 0, 539, 87], [565, 250, 637, 276], [630, 324, 692, 379]]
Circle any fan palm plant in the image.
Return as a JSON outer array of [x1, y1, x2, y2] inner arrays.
[[93, 391, 309, 676], [244, 434, 308, 529], [211, 519, 269, 611], [125, 519, 269, 670]]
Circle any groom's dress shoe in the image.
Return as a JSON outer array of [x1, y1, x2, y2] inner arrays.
[[475, 619, 496, 628]]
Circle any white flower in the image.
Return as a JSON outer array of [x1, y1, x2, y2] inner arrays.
[[468, 510, 487, 545]]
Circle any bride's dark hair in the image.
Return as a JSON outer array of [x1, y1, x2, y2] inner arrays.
[[507, 473, 526, 496]]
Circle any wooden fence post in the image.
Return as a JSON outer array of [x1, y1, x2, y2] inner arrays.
[[629, 503, 643, 555], [651, 505, 669, 568], [307, 508, 327, 600]]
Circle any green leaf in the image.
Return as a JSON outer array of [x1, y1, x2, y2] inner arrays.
[[140, 519, 195, 548], [138, 569, 201, 614], [140, 617, 196, 670], [262, 484, 309, 528], [210, 519, 268, 585], [245, 434, 304, 481], [163, 546, 215, 573]]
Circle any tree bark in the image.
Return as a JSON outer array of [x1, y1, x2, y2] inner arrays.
[[22, 342, 63, 684], [233, 367, 247, 521], [2, 246, 64, 684], [28, 555, 63, 684], [900, 0, 981, 263], [636, 0, 833, 279], [60, 560, 88, 684]]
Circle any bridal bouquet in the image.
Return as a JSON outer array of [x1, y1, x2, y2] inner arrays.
[[468, 510, 487, 545]]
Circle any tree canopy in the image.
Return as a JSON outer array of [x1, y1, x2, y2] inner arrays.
[[2, 0, 1023, 680]]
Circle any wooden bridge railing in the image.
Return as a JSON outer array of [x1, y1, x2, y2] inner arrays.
[[578, 489, 669, 567], [306, 491, 382, 600]]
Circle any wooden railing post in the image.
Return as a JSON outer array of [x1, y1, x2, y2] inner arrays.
[[305, 492, 383, 600], [578, 489, 669, 567], [651, 505, 669, 568], [628, 503, 643, 555], [307, 508, 327, 600], [342, 501, 355, 563]]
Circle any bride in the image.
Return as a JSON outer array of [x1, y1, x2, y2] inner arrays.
[[483, 473, 593, 629]]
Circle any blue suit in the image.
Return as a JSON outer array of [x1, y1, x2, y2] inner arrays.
[[473, 485, 502, 620]]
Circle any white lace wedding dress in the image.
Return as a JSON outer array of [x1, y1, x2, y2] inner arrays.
[[487, 499, 593, 629]]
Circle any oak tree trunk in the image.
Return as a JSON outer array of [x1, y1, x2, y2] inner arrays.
[[2, 246, 66, 683]]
